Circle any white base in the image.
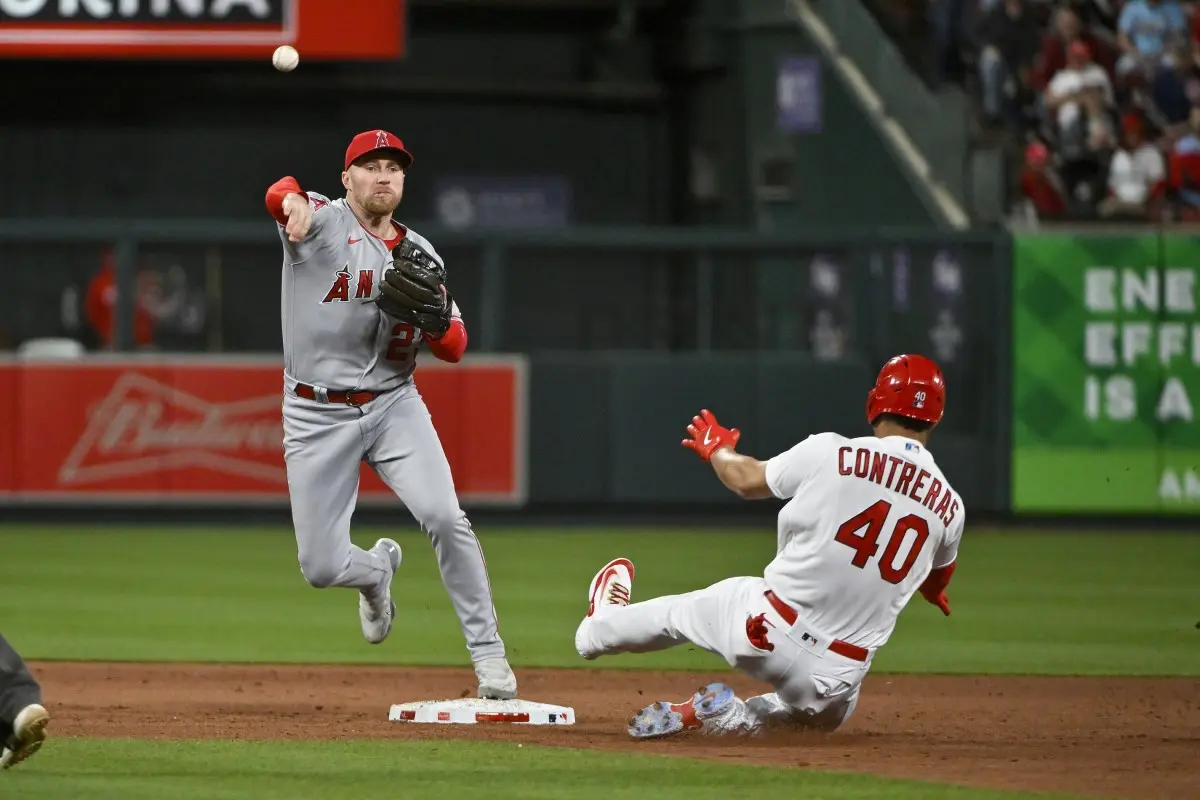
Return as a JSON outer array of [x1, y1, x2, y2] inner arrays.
[[388, 698, 575, 726]]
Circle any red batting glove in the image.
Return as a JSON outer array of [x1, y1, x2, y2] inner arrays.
[[919, 563, 955, 617], [926, 592, 952, 616], [681, 409, 741, 462]]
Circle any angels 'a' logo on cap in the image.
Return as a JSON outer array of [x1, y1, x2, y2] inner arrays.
[[375, 130, 390, 148]]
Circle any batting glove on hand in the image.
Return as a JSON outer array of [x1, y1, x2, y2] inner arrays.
[[682, 409, 741, 462], [927, 592, 952, 616]]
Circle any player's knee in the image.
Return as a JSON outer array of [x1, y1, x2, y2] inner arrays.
[[298, 555, 340, 588], [418, 505, 464, 536]]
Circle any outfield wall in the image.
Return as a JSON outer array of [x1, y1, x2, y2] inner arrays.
[[0, 226, 1196, 520]]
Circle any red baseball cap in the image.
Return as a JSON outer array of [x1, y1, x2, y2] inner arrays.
[[1025, 141, 1049, 166], [344, 129, 413, 170]]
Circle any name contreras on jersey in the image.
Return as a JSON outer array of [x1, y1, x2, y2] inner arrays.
[[837, 446, 960, 526]]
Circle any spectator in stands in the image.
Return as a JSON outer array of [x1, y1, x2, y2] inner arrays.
[[1150, 40, 1200, 129], [1044, 40, 1117, 212], [1099, 113, 1167, 218], [1167, 106, 1200, 217], [1116, 0, 1189, 81], [1032, 6, 1116, 93], [85, 247, 158, 350], [1018, 140, 1069, 219], [930, 0, 973, 86], [1045, 40, 1117, 146], [977, 0, 1041, 128], [1070, 0, 1120, 32]]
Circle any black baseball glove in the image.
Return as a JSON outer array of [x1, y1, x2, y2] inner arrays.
[[375, 237, 453, 337]]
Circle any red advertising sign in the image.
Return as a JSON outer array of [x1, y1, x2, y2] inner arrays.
[[0, 0, 404, 60], [0, 355, 527, 506]]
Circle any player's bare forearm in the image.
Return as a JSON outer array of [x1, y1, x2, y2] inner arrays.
[[709, 448, 772, 500]]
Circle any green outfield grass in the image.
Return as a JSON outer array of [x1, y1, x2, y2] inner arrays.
[[0, 525, 1196, 675], [2, 739, 1083, 800], [0, 523, 1193, 800]]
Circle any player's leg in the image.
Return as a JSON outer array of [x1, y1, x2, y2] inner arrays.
[[629, 680, 859, 739], [363, 386, 514, 697], [0, 635, 49, 770], [577, 560, 862, 738], [763, 649, 866, 731], [628, 642, 867, 739], [575, 564, 785, 737], [574, 558, 758, 661], [283, 394, 399, 643]]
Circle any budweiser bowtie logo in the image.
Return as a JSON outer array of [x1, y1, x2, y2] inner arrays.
[[58, 372, 285, 485]]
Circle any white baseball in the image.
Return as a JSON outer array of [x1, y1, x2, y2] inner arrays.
[[272, 45, 299, 72]]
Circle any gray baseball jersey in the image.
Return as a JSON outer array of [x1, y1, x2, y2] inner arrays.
[[273, 188, 507, 669], [278, 190, 460, 394]]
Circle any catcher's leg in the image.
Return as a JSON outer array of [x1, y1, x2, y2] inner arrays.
[[364, 385, 508, 666], [282, 393, 393, 592]]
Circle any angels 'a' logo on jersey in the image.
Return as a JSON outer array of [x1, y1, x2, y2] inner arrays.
[[322, 266, 376, 303]]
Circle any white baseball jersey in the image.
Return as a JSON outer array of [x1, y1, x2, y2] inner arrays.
[[762, 432, 964, 650], [278, 191, 461, 393]]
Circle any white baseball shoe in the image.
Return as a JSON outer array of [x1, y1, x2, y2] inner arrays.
[[475, 657, 518, 700], [0, 704, 49, 770], [359, 538, 401, 645], [574, 557, 634, 660]]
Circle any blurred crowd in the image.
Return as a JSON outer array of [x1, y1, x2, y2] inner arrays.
[[922, 0, 1200, 223]]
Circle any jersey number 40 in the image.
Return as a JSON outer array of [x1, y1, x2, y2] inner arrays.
[[834, 500, 929, 584]]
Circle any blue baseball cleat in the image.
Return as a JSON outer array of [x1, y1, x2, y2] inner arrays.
[[626, 682, 737, 739]]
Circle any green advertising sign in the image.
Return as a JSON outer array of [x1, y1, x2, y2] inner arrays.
[[1013, 233, 1200, 513]]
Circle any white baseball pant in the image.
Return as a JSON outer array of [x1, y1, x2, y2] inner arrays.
[[578, 575, 871, 733]]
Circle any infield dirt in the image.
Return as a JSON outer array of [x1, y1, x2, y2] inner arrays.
[[31, 662, 1199, 800]]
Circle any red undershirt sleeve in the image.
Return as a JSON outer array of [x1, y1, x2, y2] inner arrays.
[[265, 176, 305, 226], [918, 561, 956, 616], [424, 318, 467, 363]]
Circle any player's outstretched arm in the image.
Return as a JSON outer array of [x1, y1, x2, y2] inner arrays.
[[709, 448, 772, 500], [681, 409, 773, 500], [265, 176, 326, 246]]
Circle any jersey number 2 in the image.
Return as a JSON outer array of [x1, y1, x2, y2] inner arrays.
[[385, 323, 417, 363], [834, 500, 929, 584]]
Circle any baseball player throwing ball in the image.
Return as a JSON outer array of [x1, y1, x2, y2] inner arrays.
[[265, 130, 517, 700], [575, 354, 962, 737]]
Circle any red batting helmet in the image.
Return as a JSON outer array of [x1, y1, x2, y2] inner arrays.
[[866, 354, 945, 427]]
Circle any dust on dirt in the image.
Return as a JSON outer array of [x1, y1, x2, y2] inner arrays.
[[30, 662, 1199, 800]]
